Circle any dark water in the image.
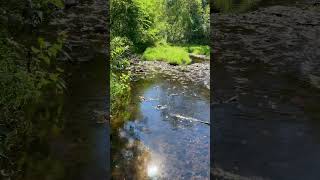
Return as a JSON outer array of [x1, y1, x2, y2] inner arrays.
[[213, 0, 320, 179], [213, 0, 308, 12], [20, 57, 109, 180], [111, 74, 210, 179], [17, 0, 109, 178], [213, 62, 320, 179]]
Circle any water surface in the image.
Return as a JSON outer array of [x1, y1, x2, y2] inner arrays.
[[112, 74, 210, 179], [213, 0, 320, 179]]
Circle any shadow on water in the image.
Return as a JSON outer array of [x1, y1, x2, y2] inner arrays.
[[213, 0, 308, 13], [111, 74, 210, 179], [19, 56, 109, 180], [213, 0, 320, 179], [213, 62, 320, 179]]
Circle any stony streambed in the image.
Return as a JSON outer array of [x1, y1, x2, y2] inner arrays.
[[212, 4, 320, 88], [212, 1, 320, 180], [111, 72, 210, 179], [129, 59, 210, 89]]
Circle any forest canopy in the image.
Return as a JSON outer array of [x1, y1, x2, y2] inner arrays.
[[110, 0, 210, 51]]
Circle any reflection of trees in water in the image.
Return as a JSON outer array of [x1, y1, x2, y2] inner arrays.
[[111, 131, 151, 179], [13, 95, 66, 180], [111, 78, 157, 179]]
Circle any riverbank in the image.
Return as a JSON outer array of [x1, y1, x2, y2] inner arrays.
[[129, 57, 210, 89]]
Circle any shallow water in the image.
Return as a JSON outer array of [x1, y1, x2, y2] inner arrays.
[[111, 74, 210, 179], [19, 57, 109, 180], [213, 62, 320, 179], [213, 0, 308, 13], [213, 0, 320, 179]]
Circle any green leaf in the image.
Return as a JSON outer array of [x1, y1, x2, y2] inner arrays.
[[56, 67, 64, 73], [39, 54, 50, 65], [38, 37, 46, 49], [31, 46, 40, 54]]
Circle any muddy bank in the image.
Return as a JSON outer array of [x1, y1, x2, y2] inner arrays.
[[129, 59, 210, 89], [212, 4, 320, 88]]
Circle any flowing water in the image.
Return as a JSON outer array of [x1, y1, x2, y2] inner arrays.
[[213, 0, 320, 179], [111, 74, 210, 179], [18, 57, 109, 180], [15, 0, 110, 179]]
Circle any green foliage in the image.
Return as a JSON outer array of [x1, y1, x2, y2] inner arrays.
[[111, 37, 131, 70], [143, 45, 191, 65], [110, 37, 131, 118], [111, 0, 210, 52], [0, 26, 65, 179], [165, 0, 210, 44], [110, 73, 131, 114], [111, 0, 166, 51], [182, 45, 210, 56], [110, 0, 210, 123]]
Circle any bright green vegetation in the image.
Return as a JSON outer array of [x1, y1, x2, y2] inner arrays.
[[110, 37, 131, 120], [110, 0, 210, 118], [142, 44, 209, 65], [183, 45, 210, 56], [111, 0, 210, 51], [143, 45, 191, 65]]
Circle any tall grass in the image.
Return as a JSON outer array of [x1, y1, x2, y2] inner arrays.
[[182, 45, 210, 56], [142, 45, 191, 65]]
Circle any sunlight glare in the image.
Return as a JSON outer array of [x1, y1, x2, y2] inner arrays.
[[147, 164, 159, 178]]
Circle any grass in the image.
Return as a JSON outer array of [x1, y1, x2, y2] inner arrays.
[[183, 45, 210, 56], [142, 45, 192, 65]]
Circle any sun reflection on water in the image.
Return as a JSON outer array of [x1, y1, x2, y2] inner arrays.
[[147, 164, 159, 178]]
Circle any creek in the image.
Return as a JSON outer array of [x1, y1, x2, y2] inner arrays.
[[213, 0, 320, 179], [111, 70, 210, 179]]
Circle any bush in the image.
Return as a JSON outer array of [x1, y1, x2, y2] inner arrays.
[[110, 37, 131, 118]]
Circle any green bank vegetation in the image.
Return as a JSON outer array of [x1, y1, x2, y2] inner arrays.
[[1, 0, 67, 178], [110, 0, 210, 117], [143, 45, 191, 65], [142, 44, 210, 65]]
